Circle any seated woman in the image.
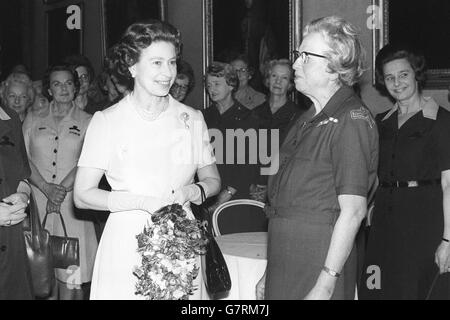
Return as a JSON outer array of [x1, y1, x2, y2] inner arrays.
[[170, 59, 195, 103], [0, 72, 34, 122], [203, 62, 266, 233], [230, 55, 266, 110]]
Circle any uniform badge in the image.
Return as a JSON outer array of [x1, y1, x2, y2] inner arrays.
[[69, 125, 80, 132], [69, 125, 81, 136], [350, 107, 375, 128], [317, 117, 339, 127]]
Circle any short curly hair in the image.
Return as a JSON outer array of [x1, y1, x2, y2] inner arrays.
[[375, 43, 427, 95], [105, 20, 181, 88], [304, 16, 366, 86], [0, 72, 35, 108], [204, 62, 239, 93], [103, 47, 134, 91], [263, 59, 294, 91], [42, 65, 80, 101]]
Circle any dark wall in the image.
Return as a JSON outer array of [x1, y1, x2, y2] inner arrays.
[[0, 0, 24, 79]]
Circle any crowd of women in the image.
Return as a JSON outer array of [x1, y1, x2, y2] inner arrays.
[[0, 14, 449, 300]]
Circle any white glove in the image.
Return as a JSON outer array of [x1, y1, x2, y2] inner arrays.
[[107, 191, 165, 213]]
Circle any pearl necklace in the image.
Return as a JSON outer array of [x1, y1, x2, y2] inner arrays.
[[134, 98, 169, 121]]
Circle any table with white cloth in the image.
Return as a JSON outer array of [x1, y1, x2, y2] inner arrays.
[[200, 232, 268, 300]]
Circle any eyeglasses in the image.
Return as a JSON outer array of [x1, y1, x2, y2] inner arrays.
[[293, 50, 328, 64], [234, 67, 249, 74], [78, 74, 90, 81], [171, 82, 189, 92]]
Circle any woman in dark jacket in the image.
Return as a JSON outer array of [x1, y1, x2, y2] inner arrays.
[[0, 103, 33, 299]]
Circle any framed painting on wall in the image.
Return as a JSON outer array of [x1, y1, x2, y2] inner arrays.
[[373, 0, 450, 89], [47, 3, 83, 66], [100, 0, 167, 54], [202, 0, 302, 107]]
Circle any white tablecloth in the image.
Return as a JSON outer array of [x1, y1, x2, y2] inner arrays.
[[200, 232, 267, 300]]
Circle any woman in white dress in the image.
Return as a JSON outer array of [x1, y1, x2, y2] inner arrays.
[[74, 20, 221, 300]]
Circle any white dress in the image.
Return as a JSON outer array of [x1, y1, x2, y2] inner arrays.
[[78, 95, 215, 300]]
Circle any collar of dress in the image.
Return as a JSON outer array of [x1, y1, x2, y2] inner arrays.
[[381, 96, 439, 121], [0, 106, 11, 121]]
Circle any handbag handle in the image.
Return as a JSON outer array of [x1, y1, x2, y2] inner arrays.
[[43, 209, 69, 239], [28, 189, 46, 247], [195, 183, 207, 204]]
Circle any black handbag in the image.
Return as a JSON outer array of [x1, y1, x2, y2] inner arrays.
[[43, 210, 80, 269], [23, 190, 55, 298], [195, 184, 232, 299]]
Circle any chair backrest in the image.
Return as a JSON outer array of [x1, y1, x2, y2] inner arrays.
[[212, 199, 266, 236]]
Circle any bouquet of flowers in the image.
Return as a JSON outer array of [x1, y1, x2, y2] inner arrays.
[[133, 204, 207, 300]]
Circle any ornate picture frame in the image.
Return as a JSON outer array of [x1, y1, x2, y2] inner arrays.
[[373, 0, 450, 89], [202, 0, 302, 107]]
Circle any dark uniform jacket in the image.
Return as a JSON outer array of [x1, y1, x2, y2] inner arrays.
[[202, 100, 261, 199], [0, 106, 33, 300], [265, 85, 379, 300], [202, 100, 266, 233]]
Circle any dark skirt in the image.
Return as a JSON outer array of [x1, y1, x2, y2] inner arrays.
[[265, 215, 357, 300], [0, 223, 34, 300], [360, 186, 450, 299]]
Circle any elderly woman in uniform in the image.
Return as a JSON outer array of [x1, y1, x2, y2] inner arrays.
[[0, 72, 34, 122], [22, 65, 98, 300], [256, 16, 379, 300]]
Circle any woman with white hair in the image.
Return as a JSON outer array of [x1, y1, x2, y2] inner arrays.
[[256, 16, 379, 300], [0, 72, 34, 122]]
